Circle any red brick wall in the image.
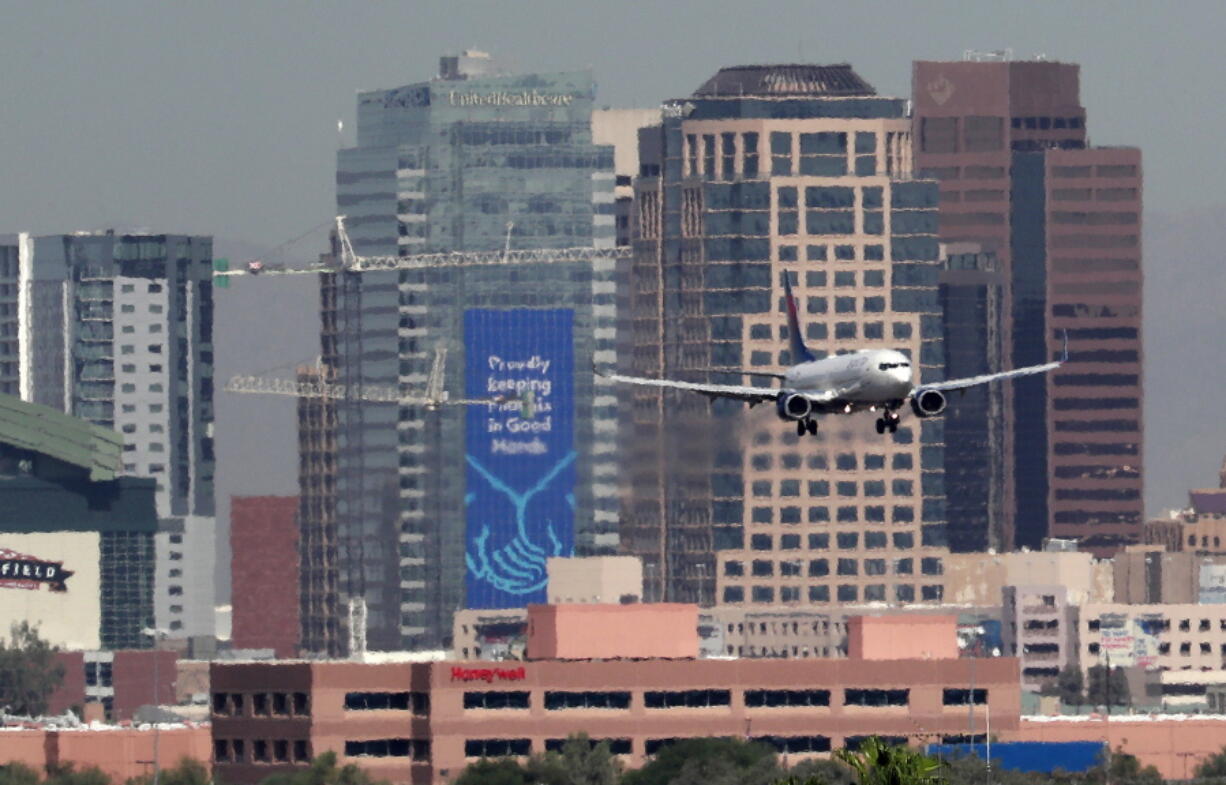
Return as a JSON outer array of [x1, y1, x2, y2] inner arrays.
[[231, 496, 300, 657], [48, 651, 86, 715], [112, 650, 178, 721]]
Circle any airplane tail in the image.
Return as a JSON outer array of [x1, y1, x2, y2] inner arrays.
[[782, 272, 815, 363]]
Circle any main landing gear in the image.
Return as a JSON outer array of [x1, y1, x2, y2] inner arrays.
[[875, 410, 900, 435], [796, 418, 818, 437]]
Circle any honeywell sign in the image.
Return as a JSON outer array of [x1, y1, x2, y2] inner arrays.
[[450, 665, 527, 683]]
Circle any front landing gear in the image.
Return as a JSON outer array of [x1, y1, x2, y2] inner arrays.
[[796, 418, 818, 436], [875, 411, 900, 435]]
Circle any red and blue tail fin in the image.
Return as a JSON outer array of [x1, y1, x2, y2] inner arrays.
[[783, 272, 815, 363]]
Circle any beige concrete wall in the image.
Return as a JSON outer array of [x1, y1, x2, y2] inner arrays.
[[944, 551, 1106, 606], [591, 108, 661, 178], [546, 555, 643, 603], [0, 532, 100, 650]]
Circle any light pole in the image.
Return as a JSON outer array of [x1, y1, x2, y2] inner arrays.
[[141, 627, 170, 785]]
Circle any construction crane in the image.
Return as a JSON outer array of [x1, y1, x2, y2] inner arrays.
[[219, 216, 616, 410], [216, 216, 629, 278], [224, 346, 537, 417]]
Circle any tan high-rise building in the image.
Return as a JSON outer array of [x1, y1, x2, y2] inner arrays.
[[912, 57, 1143, 555], [623, 64, 949, 607]]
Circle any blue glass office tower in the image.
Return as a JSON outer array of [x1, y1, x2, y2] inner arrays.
[[330, 52, 618, 650]]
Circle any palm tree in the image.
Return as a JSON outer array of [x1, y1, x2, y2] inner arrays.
[[835, 737, 943, 785]]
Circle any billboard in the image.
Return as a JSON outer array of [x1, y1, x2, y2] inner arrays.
[[464, 309, 575, 609], [1200, 564, 1226, 604], [0, 533, 100, 650]]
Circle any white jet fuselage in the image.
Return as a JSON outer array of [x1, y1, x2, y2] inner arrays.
[[783, 348, 913, 410]]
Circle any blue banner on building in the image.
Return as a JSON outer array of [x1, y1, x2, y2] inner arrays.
[[926, 742, 1106, 774], [464, 309, 576, 609]]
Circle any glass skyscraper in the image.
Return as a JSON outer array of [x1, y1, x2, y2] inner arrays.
[[16, 231, 216, 640], [328, 52, 619, 651]]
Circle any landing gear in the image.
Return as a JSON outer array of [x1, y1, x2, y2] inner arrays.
[[807, 419, 817, 436], [796, 418, 818, 437], [875, 410, 900, 435]]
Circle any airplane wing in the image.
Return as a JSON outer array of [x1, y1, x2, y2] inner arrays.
[[599, 368, 858, 409], [915, 360, 1062, 393], [600, 371, 780, 404], [915, 333, 1068, 394]]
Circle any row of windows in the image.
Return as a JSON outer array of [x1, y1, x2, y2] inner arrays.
[[739, 445, 915, 470], [212, 692, 308, 717], [1051, 187, 1139, 202], [346, 738, 431, 760], [452, 687, 968, 711], [749, 321, 909, 347], [1089, 617, 1226, 633], [1013, 116, 1083, 130], [727, 620, 847, 636], [776, 243, 885, 262], [1089, 641, 1226, 657], [723, 584, 944, 604], [751, 479, 916, 497], [742, 505, 919, 525], [729, 556, 943, 579], [749, 443, 917, 475], [799, 295, 890, 313], [1052, 164, 1138, 178], [734, 531, 917, 553], [777, 185, 883, 211], [213, 739, 310, 764], [456, 735, 925, 759]]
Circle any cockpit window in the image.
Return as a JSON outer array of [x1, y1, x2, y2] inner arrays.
[[878, 362, 910, 371]]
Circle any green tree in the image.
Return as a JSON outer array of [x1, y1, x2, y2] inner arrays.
[[258, 752, 387, 785], [784, 759, 856, 785], [451, 735, 623, 785], [43, 764, 111, 785], [621, 738, 779, 785], [1102, 750, 1161, 785], [0, 622, 65, 716], [451, 759, 535, 785], [1053, 664, 1085, 705], [1085, 665, 1130, 708], [125, 759, 209, 785], [1196, 745, 1226, 779], [835, 738, 942, 785], [0, 763, 44, 785], [555, 734, 623, 785]]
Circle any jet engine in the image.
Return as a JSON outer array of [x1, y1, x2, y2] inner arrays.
[[910, 388, 947, 418], [776, 392, 812, 421]]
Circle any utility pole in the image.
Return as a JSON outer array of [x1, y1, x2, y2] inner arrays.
[[141, 627, 168, 785], [1103, 647, 1113, 785]]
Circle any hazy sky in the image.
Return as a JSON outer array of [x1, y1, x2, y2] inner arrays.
[[2, 1, 1222, 561], [2, 0, 1223, 248]]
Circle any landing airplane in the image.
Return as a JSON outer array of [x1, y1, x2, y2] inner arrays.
[[600, 274, 1066, 436]]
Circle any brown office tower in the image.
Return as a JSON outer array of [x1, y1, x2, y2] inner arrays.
[[913, 57, 1143, 555], [624, 64, 950, 607]]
